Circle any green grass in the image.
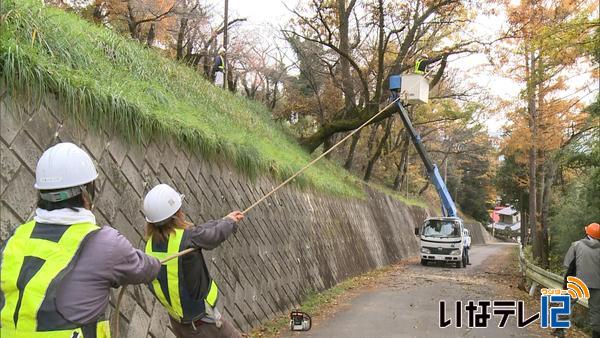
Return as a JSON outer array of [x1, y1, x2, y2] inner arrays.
[[249, 266, 392, 337], [0, 0, 365, 197]]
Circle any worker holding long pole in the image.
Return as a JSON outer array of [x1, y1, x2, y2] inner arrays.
[[0, 142, 160, 337], [115, 98, 399, 338], [142, 184, 244, 338]]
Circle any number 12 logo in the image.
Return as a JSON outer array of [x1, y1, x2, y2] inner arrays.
[[540, 295, 571, 329]]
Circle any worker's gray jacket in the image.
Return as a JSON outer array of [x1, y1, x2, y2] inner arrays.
[[564, 236, 600, 289], [27, 208, 160, 324], [177, 218, 238, 301]]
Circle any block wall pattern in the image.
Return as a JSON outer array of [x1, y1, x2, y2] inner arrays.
[[1, 89, 432, 337]]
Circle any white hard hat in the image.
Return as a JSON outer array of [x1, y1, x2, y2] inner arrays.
[[35, 142, 98, 190], [143, 184, 184, 223], [218, 47, 226, 54]]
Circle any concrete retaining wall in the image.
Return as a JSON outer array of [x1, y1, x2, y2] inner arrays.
[[465, 222, 492, 245], [0, 88, 429, 337]]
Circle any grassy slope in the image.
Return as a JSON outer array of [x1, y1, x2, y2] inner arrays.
[[0, 0, 426, 206], [0, 0, 364, 196]]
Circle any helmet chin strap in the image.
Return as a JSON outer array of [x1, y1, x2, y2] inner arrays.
[[80, 183, 96, 210]]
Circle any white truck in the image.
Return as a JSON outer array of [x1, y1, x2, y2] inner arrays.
[[415, 217, 470, 268], [389, 78, 471, 268]]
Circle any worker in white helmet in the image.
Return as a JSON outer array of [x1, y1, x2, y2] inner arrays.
[[0, 142, 161, 337], [414, 52, 444, 75], [143, 184, 244, 337]]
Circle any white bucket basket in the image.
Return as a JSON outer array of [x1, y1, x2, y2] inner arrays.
[[401, 74, 429, 104]]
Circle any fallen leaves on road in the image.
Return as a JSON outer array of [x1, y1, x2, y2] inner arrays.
[[254, 245, 591, 338]]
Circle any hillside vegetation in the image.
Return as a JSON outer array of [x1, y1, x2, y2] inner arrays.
[[0, 0, 429, 205], [0, 0, 361, 196]]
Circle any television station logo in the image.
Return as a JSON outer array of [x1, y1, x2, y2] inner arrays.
[[439, 276, 589, 329]]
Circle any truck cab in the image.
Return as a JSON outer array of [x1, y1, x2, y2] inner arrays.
[[416, 217, 468, 268]]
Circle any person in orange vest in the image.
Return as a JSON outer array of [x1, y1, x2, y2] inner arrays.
[[563, 222, 600, 338]]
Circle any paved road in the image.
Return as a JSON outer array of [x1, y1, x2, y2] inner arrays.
[[283, 243, 553, 338]]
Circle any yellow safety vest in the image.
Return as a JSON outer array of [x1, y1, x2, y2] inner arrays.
[[0, 221, 110, 337], [415, 59, 425, 74], [217, 55, 224, 71], [145, 228, 218, 323]]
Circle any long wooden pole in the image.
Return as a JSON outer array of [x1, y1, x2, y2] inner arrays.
[[114, 98, 400, 337]]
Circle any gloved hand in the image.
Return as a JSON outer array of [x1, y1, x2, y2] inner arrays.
[[225, 211, 244, 223]]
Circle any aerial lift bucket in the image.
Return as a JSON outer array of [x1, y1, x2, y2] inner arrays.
[[389, 74, 429, 104]]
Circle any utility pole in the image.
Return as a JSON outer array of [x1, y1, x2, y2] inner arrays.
[[405, 158, 409, 198], [444, 158, 448, 182], [223, 0, 229, 90]]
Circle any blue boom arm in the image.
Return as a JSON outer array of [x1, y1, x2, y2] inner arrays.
[[390, 89, 458, 218]]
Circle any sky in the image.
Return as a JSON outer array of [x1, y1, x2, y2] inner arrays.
[[207, 0, 597, 137], [207, 0, 296, 28]]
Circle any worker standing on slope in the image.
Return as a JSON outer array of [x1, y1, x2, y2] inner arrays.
[[0, 142, 160, 337], [143, 184, 244, 337], [563, 223, 600, 338], [213, 47, 226, 87]]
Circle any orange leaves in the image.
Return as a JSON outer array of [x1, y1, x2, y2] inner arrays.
[[503, 93, 591, 165], [276, 79, 343, 124], [499, 0, 596, 171], [502, 111, 531, 163], [99, 0, 178, 43]]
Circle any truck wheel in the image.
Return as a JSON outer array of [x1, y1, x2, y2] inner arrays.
[[421, 259, 428, 266], [461, 254, 468, 268]]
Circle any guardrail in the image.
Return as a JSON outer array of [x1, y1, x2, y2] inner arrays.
[[518, 245, 589, 309]]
